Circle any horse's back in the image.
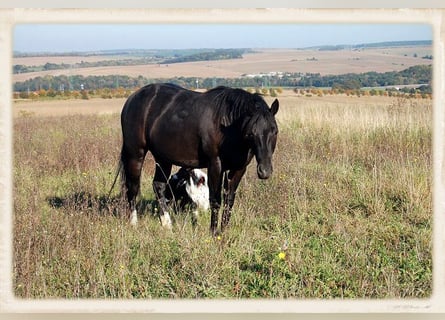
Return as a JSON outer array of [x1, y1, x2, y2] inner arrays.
[[121, 83, 189, 132], [121, 83, 212, 167], [123, 83, 183, 113]]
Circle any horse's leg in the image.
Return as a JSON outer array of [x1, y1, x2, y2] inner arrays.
[[153, 162, 173, 229], [121, 147, 145, 225], [221, 168, 246, 232], [208, 157, 223, 236]]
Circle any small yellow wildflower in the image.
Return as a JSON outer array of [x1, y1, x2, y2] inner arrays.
[[278, 252, 286, 260], [216, 235, 222, 241]]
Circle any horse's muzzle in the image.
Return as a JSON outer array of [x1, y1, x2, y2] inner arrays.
[[257, 164, 272, 179]]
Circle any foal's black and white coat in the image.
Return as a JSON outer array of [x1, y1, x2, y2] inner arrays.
[[165, 168, 209, 223]]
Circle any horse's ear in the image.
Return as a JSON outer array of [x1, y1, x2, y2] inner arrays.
[[270, 99, 279, 116]]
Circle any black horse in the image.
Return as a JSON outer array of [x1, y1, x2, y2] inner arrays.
[[119, 83, 279, 235]]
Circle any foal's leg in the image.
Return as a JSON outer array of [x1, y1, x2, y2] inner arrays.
[[221, 168, 246, 232], [122, 147, 145, 225], [153, 162, 173, 229]]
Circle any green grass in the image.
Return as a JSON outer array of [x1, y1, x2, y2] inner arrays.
[[13, 96, 432, 299]]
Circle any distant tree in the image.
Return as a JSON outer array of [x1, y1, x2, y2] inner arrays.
[[81, 90, 89, 100], [332, 79, 361, 91]]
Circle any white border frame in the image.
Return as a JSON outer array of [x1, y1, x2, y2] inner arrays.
[[0, 8, 444, 315]]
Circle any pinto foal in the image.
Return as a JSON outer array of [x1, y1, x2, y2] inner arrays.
[[164, 168, 209, 225]]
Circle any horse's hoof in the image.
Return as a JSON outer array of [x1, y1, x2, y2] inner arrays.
[[211, 229, 221, 238], [160, 213, 172, 229]]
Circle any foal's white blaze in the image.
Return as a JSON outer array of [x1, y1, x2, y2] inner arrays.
[[160, 212, 172, 229], [130, 209, 138, 226]]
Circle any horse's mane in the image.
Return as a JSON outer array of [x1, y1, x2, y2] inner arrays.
[[206, 86, 267, 127]]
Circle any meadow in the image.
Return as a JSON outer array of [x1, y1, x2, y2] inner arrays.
[[13, 94, 432, 299]]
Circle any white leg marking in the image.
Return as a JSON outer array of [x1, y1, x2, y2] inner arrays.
[[160, 212, 172, 229], [130, 209, 138, 226]]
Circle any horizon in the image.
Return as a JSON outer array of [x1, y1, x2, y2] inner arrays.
[[13, 24, 432, 54], [13, 40, 433, 56]]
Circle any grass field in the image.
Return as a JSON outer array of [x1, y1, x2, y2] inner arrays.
[[12, 94, 432, 299]]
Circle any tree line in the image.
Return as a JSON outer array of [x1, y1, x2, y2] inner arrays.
[[295, 65, 431, 89], [161, 49, 245, 64], [13, 64, 432, 94], [13, 58, 161, 74], [13, 83, 432, 101], [13, 49, 248, 74]]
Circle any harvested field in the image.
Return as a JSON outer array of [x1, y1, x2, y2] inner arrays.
[[13, 47, 432, 82], [13, 98, 126, 118]]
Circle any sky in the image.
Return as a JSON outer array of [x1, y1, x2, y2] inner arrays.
[[13, 23, 433, 53]]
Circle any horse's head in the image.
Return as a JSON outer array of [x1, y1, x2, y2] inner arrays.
[[244, 98, 279, 179]]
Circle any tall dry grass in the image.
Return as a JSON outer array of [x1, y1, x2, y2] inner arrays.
[[13, 95, 432, 298]]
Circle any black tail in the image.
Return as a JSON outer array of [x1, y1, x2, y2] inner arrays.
[[107, 149, 126, 200]]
